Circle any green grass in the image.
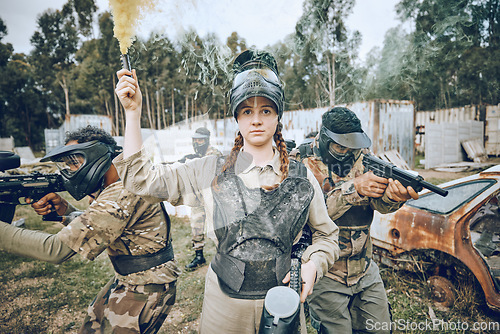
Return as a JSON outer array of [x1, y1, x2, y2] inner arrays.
[[1, 194, 500, 333]]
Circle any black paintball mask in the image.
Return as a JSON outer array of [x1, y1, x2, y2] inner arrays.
[[318, 108, 372, 177], [230, 49, 284, 120], [192, 127, 210, 156], [41, 140, 118, 200]]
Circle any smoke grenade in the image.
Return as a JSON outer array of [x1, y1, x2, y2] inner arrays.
[[121, 54, 132, 73]]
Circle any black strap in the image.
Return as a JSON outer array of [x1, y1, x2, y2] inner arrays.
[[159, 202, 171, 241], [109, 240, 174, 276]]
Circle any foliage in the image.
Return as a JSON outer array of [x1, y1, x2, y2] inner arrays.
[[367, 0, 500, 111], [0, 0, 498, 150], [294, 0, 361, 106]]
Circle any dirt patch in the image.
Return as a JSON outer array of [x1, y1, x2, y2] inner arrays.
[[163, 307, 200, 333]]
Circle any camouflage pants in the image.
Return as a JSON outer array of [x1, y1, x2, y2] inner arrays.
[[80, 277, 176, 334], [190, 206, 206, 251], [307, 262, 391, 334]]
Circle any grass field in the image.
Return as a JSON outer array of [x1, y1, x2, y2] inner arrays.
[[1, 188, 500, 333]]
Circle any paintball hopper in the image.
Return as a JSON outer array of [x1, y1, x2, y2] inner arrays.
[[258, 286, 300, 333]]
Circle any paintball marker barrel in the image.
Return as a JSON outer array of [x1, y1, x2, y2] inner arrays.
[[362, 154, 449, 197]]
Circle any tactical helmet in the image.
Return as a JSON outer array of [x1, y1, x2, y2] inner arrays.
[[192, 127, 210, 156], [41, 140, 115, 200], [230, 49, 284, 120], [318, 107, 371, 165]]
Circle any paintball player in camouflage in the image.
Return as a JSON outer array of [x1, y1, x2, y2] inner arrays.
[[0, 125, 180, 333], [179, 127, 222, 271], [298, 107, 419, 333]]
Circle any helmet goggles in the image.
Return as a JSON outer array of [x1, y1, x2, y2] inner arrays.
[[232, 68, 281, 90], [53, 153, 86, 177], [230, 68, 284, 120]]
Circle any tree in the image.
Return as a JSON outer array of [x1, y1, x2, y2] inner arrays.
[[395, 0, 499, 110], [30, 2, 79, 117], [72, 0, 98, 38], [0, 17, 49, 150], [294, 0, 359, 107], [226, 31, 247, 56], [364, 27, 417, 102], [0, 16, 13, 138]]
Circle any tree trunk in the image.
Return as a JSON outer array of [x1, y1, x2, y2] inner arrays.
[[120, 104, 125, 136], [156, 90, 161, 130], [327, 53, 336, 106], [145, 85, 154, 129], [315, 83, 321, 108], [23, 107, 32, 149], [191, 96, 195, 121], [185, 94, 189, 125], [162, 90, 167, 129], [172, 88, 175, 126], [104, 96, 110, 118], [331, 53, 336, 106], [58, 76, 71, 116]]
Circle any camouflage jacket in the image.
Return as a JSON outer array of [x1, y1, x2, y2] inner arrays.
[[300, 138, 404, 286], [57, 180, 181, 286]]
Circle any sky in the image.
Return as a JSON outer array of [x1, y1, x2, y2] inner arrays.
[[1, 0, 406, 62]]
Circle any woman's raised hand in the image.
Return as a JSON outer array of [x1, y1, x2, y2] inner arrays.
[[115, 69, 142, 118]]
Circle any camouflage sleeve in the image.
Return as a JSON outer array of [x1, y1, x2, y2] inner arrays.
[[325, 179, 370, 221], [369, 193, 405, 214], [57, 183, 136, 261], [206, 146, 222, 157]]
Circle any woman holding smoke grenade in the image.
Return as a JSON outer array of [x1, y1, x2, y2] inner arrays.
[[113, 49, 340, 333]]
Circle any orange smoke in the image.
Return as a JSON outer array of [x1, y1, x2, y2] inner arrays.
[[108, 0, 158, 54]]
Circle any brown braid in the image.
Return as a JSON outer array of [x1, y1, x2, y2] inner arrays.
[[274, 122, 289, 181], [262, 122, 289, 190], [221, 131, 244, 173], [212, 132, 244, 189]]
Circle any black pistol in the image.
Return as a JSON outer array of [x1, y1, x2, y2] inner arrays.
[[362, 154, 448, 197]]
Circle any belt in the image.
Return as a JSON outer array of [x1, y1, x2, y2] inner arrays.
[[109, 241, 174, 276]]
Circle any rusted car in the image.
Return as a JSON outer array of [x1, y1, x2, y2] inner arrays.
[[371, 165, 500, 311]]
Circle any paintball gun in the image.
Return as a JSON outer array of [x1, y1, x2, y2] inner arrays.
[[0, 151, 67, 223], [258, 262, 301, 334], [362, 154, 449, 197], [258, 227, 310, 334]]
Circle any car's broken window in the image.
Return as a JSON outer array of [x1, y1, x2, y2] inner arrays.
[[406, 180, 496, 214]]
